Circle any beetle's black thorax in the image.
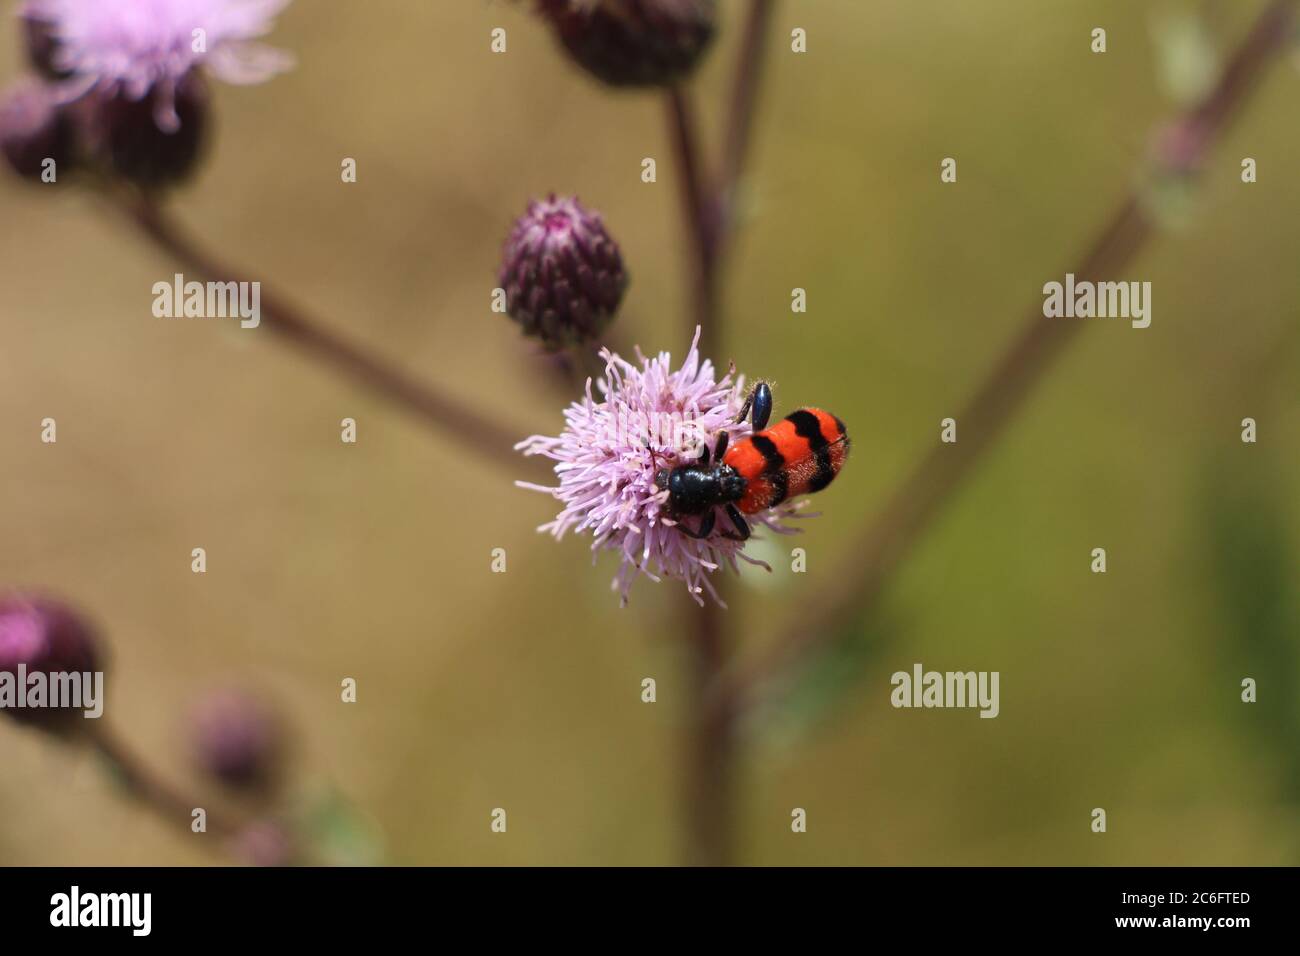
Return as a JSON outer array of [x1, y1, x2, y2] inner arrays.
[[656, 464, 746, 515]]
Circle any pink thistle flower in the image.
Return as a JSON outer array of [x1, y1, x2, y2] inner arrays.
[[20, 0, 295, 132], [516, 329, 807, 607]]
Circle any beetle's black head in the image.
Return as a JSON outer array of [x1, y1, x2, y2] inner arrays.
[[659, 463, 745, 515]]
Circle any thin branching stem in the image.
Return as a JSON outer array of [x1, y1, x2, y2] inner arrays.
[[669, 83, 734, 862], [682, 597, 734, 866], [115, 196, 532, 474], [85, 719, 242, 841], [722, 0, 1299, 714], [713, 0, 776, 262], [670, 0, 782, 867], [667, 86, 717, 354]]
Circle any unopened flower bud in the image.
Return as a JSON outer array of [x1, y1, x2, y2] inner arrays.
[[0, 596, 102, 733], [0, 79, 76, 181], [190, 688, 283, 791], [537, 0, 717, 88], [499, 194, 628, 350]]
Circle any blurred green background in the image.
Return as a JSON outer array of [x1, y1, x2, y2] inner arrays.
[[3, 0, 1300, 865]]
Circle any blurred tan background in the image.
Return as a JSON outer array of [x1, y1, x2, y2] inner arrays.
[[3, 0, 1300, 865]]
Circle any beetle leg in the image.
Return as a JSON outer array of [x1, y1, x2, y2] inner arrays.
[[721, 504, 751, 541], [736, 382, 773, 431], [676, 509, 717, 539]]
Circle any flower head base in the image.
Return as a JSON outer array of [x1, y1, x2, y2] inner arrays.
[[536, 0, 717, 88], [516, 329, 805, 606], [84, 68, 210, 187], [21, 0, 294, 133], [499, 194, 628, 350]]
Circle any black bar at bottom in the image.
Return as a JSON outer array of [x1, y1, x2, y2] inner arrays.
[[0, 866, 1282, 941]]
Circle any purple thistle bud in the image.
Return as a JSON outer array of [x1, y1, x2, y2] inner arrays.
[[190, 687, 283, 791], [536, 0, 717, 88], [0, 596, 102, 732], [0, 79, 77, 181], [499, 194, 628, 350], [516, 329, 807, 607]]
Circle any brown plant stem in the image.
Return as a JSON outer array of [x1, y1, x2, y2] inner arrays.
[[722, 0, 1298, 713], [682, 597, 734, 866], [670, 1, 781, 867], [713, 0, 776, 261], [667, 86, 717, 354], [86, 719, 241, 840], [666, 0, 779, 360], [672, 84, 734, 856], [115, 196, 530, 474]]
